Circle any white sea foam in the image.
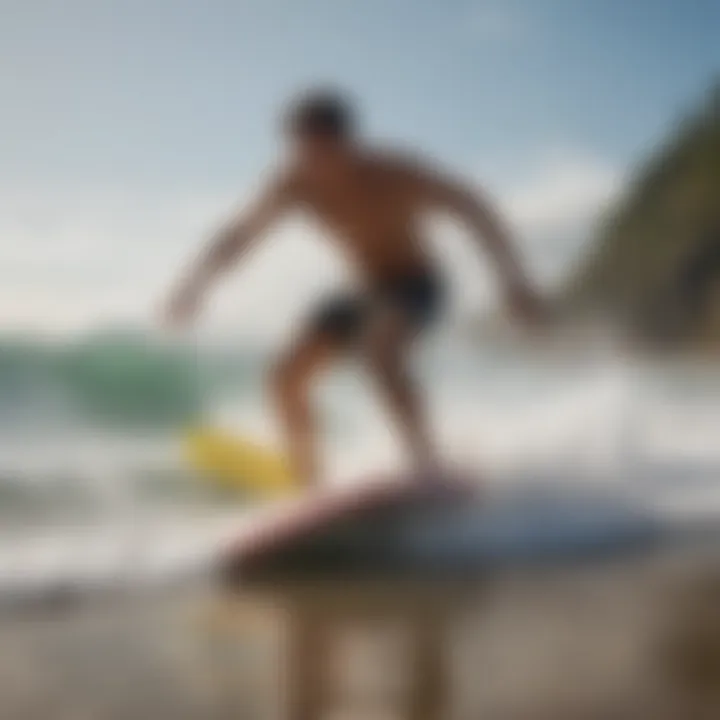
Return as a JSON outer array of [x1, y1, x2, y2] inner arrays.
[[1, 343, 719, 596]]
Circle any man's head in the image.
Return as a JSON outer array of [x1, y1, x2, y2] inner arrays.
[[282, 88, 357, 167]]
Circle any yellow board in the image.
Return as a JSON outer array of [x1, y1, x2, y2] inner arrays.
[[184, 429, 296, 496]]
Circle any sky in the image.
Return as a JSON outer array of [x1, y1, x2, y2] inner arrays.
[[1, 0, 718, 340]]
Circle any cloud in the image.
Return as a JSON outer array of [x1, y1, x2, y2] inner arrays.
[[0, 184, 350, 340], [428, 148, 623, 309], [0, 186, 235, 334], [503, 149, 622, 236], [501, 149, 623, 286]]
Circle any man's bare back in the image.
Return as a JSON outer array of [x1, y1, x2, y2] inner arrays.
[[287, 151, 434, 280], [165, 88, 544, 485]]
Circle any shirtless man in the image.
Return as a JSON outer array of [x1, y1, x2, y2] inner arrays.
[[166, 89, 544, 486]]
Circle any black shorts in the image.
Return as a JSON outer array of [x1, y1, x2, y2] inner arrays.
[[311, 269, 444, 343]]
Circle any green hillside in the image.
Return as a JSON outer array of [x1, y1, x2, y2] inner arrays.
[[564, 82, 720, 349]]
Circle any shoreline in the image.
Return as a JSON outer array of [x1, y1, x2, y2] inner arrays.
[[1, 544, 718, 719]]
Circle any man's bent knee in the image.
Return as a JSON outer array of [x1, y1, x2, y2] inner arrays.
[[271, 357, 306, 405], [365, 331, 407, 378]]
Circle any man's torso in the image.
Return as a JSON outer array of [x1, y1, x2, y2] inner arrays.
[[286, 151, 432, 282]]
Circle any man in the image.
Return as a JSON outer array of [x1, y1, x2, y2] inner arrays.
[[166, 88, 544, 486]]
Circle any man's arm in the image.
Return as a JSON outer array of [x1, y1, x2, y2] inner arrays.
[[411, 162, 544, 321], [166, 175, 292, 325]]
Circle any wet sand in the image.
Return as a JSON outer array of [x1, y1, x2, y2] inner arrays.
[[1, 548, 719, 720]]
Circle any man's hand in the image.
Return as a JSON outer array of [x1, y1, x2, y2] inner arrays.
[[164, 283, 203, 328], [160, 174, 292, 330], [411, 160, 547, 330], [505, 282, 549, 327]]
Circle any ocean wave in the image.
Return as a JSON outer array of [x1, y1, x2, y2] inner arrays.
[[0, 329, 262, 432], [0, 460, 248, 529], [1, 340, 720, 599]]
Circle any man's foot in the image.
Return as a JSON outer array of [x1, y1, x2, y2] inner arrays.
[[411, 460, 480, 501]]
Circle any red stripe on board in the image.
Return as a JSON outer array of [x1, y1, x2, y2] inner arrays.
[[223, 473, 477, 565]]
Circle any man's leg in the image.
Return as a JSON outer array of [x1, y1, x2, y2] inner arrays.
[[363, 308, 440, 477], [271, 330, 338, 487]]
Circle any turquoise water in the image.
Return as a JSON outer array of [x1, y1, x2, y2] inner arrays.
[[0, 331, 203, 430], [0, 329, 273, 432]]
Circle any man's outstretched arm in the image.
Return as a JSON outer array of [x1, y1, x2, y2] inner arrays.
[[165, 176, 292, 325], [412, 162, 544, 322]]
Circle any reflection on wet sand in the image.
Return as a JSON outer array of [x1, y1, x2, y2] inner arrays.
[[1, 551, 720, 719], [244, 582, 468, 720], [206, 548, 720, 720]]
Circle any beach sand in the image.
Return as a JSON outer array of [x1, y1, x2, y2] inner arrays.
[[1, 548, 719, 720]]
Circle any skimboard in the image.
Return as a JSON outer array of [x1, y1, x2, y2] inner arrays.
[[184, 428, 296, 496], [218, 479, 660, 584], [220, 473, 478, 583]]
